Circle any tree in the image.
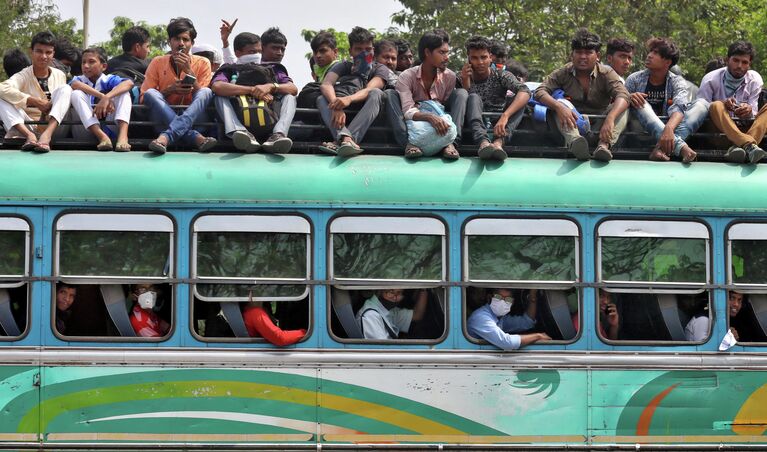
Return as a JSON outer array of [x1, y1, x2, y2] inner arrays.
[[1, 0, 82, 77], [96, 16, 168, 59], [392, 0, 766, 83]]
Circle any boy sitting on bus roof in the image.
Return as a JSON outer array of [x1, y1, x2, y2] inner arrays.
[[220, 19, 262, 65], [625, 38, 702, 163], [534, 29, 630, 162], [316, 27, 394, 157], [0, 31, 72, 153], [393, 39, 414, 74], [129, 284, 169, 338], [388, 30, 468, 159], [106, 26, 151, 84], [604, 38, 634, 81], [211, 27, 297, 153], [3, 49, 31, 79], [141, 17, 217, 154], [467, 288, 550, 350], [356, 289, 428, 340], [698, 41, 767, 164], [461, 36, 530, 161], [70, 47, 134, 151]]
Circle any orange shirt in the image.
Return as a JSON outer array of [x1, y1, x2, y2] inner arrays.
[[140, 54, 212, 105]]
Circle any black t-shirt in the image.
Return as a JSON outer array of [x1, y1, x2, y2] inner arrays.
[[106, 53, 150, 82], [329, 61, 395, 89], [36, 76, 51, 99], [645, 81, 666, 115]]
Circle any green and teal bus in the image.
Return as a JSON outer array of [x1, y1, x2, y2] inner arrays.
[[1, 150, 766, 450]]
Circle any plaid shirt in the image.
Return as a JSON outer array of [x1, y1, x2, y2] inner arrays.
[[625, 69, 690, 116]]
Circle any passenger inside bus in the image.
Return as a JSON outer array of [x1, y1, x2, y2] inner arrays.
[[729, 291, 766, 342], [54, 283, 76, 335], [467, 288, 551, 350], [128, 283, 169, 337], [598, 289, 620, 340], [682, 296, 710, 341], [606, 292, 711, 341], [356, 288, 427, 340]]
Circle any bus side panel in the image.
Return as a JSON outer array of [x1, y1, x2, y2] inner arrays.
[[318, 367, 587, 445], [38, 366, 318, 446], [0, 366, 40, 443], [590, 369, 767, 446]]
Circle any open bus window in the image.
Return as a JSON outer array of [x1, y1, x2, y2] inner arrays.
[[726, 223, 767, 343], [54, 213, 174, 339], [598, 220, 711, 343], [191, 215, 310, 344], [328, 216, 446, 342], [0, 219, 30, 339], [463, 218, 580, 345]]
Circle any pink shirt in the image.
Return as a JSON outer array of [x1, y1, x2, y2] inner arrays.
[[395, 65, 457, 120]]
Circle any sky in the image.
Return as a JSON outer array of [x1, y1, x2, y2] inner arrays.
[[55, 0, 404, 87]]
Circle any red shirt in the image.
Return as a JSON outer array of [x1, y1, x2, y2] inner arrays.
[[130, 304, 169, 337], [242, 305, 305, 346]]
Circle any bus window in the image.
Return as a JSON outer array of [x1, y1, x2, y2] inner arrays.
[[191, 215, 310, 344], [726, 223, 767, 344], [598, 220, 710, 343], [328, 216, 446, 343], [463, 218, 580, 346], [54, 213, 174, 340], [0, 218, 31, 339]]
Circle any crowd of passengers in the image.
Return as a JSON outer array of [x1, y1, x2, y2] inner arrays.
[[2, 18, 767, 163], [43, 282, 761, 351]]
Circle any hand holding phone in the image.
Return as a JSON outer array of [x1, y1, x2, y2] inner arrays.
[[180, 74, 197, 86]]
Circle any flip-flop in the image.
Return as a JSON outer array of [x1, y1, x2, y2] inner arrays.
[[20, 139, 38, 151], [196, 137, 217, 152], [318, 141, 339, 155], [337, 141, 363, 157], [32, 142, 50, 153], [148, 139, 167, 154]]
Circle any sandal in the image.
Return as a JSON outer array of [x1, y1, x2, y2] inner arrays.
[[649, 147, 670, 161], [114, 141, 131, 152], [20, 138, 38, 151], [337, 140, 363, 157], [32, 142, 50, 153], [441, 143, 460, 160], [404, 143, 423, 159], [97, 139, 113, 151], [318, 141, 339, 155], [148, 139, 167, 154], [195, 136, 217, 152]]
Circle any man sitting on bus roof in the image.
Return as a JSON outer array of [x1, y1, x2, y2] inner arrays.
[[0, 31, 73, 152], [461, 36, 530, 161], [316, 27, 394, 157], [141, 17, 217, 154], [534, 29, 630, 162], [625, 38, 701, 163], [106, 26, 151, 85], [468, 288, 550, 350], [698, 41, 767, 164], [356, 289, 428, 340], [220, 20, 263, 65], [604, 38, 634, 81]]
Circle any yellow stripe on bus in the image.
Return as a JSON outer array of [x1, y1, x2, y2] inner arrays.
[[324, 434, 586, 443], [47, 433, 312, 442], [733, 383, 767, 435]]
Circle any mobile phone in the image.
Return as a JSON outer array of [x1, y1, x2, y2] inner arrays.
[[181, 74, 196, 85]]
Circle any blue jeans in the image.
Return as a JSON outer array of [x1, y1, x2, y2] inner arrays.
[[633, 98, 709, 156], [142, 88, 214, 145]]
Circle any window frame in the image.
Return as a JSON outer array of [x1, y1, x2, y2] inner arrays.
[[725, 221, 767, 346], [462, 216, 582, 346], [326, 214, 449, 345], [595, 217, 713, 345], [0, 215, 32, 341]]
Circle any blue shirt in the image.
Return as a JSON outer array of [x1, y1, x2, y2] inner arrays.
[[70, 73, 127, 104], [625, 69, 690, 116], [467, 304, 536, 350]]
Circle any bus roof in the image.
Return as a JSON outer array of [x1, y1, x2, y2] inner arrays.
[[2, 151, 764, 213]]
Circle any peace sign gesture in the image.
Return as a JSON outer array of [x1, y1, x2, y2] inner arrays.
[[220, 18, 239, 47]]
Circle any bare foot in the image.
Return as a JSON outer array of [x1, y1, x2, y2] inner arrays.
[[680, 145, 697, 163], [649, 147, 670, 161]]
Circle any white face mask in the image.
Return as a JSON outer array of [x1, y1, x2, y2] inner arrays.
[[490, 297, 512, 317], [137, 291, 157, 310], [238, 53, 261, 64]]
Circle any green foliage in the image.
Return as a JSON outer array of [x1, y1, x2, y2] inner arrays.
[[333, 233, 442, 280], [59, 231, 169, 277], [468, 235, 576, 281], [731, 240, 767, 284], [0, 0, 82, 78], [392, 0, 767, 83], [0, 231, 26, 276], [95, 16, 167, 60], [601, 237, 706, 283]]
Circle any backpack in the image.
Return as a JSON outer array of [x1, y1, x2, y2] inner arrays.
[[215, 63, 282, 137]]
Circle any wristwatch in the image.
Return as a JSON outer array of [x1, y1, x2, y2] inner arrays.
[[272, 82, 279, 92]]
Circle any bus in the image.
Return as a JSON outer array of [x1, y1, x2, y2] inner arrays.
[[0, 150, 766, 450]]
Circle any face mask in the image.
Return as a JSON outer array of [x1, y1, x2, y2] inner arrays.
[[490, 297, 512, 317], [138, 291, 157, 310], [238, 53, 262, 64], [351, 50, 374, 78]]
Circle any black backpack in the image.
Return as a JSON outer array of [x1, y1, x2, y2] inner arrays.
[[215, 63, 282, 137]]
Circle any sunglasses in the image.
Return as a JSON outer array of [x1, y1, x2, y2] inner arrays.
[[493, 294, 514, 304]]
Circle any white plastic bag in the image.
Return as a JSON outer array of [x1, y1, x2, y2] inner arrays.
[[405, 100, 458, 155]]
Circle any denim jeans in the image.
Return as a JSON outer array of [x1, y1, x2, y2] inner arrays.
[[317, 88, 383, 143], [214, 94, 296, 137], [466, 93, 525, 144], [385, 88, 468, 147], [142, 87, 214, 145], [633, 98, 709, 156]]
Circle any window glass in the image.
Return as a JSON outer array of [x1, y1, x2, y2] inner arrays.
[[333, 233, 441, 280], [601, 237, 706, 283], [731, 240, 767, 284], [468, 235, 575, 281], [0, 231, 26, 276], [58, 231, 169, 277]]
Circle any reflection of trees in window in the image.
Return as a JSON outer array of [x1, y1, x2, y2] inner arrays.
[[59, 231, 169, 276], [196, 232, 307, 299], [602, 238, 706, 282], [333, 234, 441, 280], [0, 231, 25, 275], [732, 240, 767, 284], [468, 236, 575, 281]]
